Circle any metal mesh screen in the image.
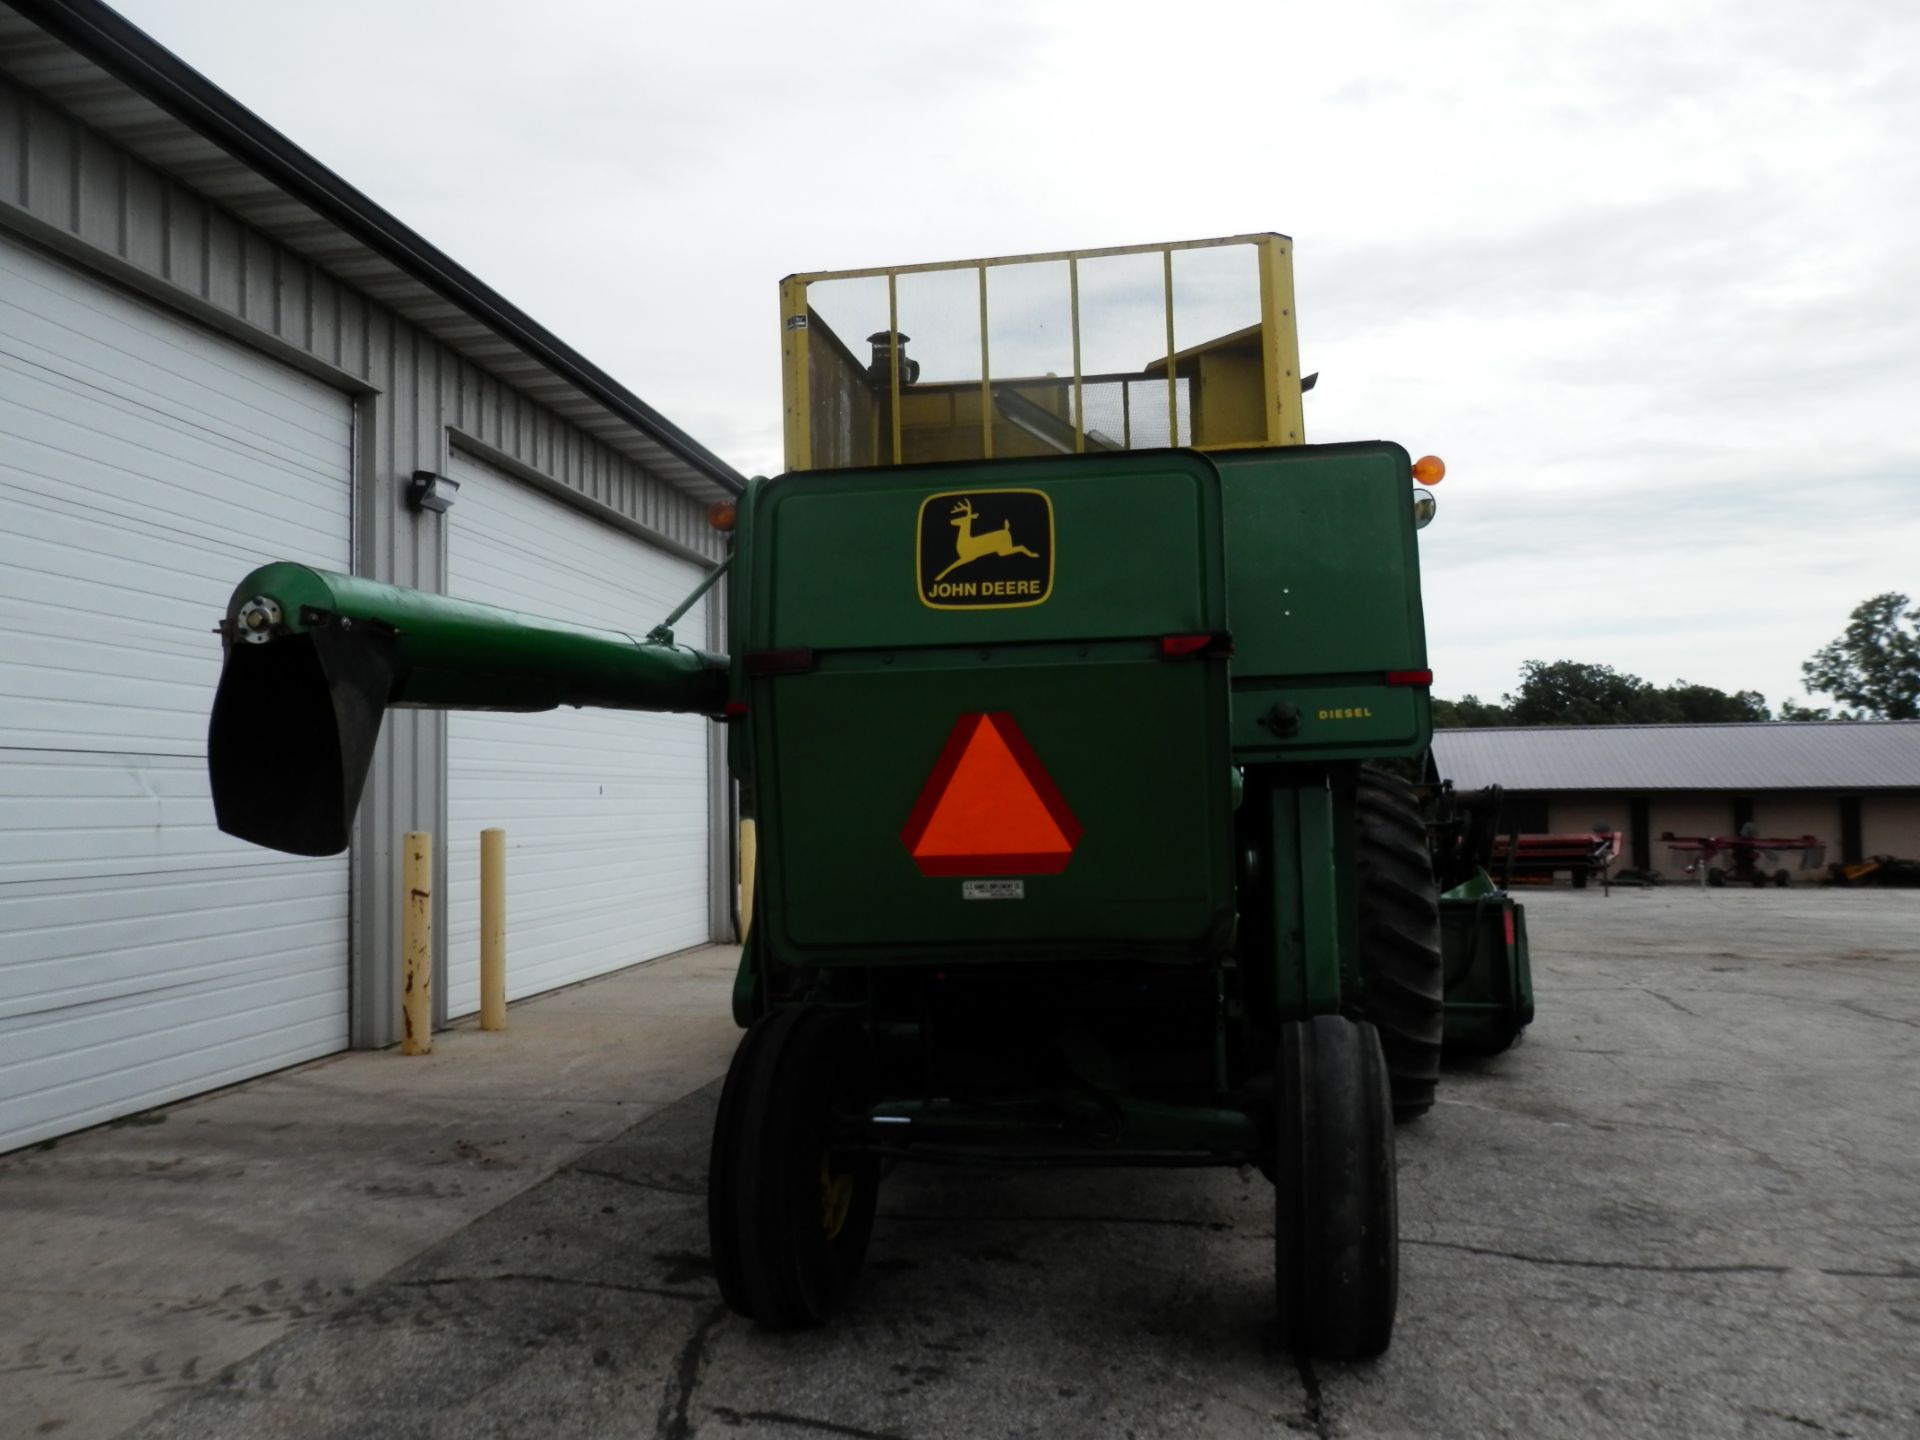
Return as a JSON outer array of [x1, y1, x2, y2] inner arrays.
[[786, 237, 1286, 470]]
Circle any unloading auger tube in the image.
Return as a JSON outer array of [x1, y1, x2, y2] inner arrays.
[[207, 562, 729, 857]]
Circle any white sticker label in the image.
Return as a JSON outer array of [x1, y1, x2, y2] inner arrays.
[[785, 314, 809, 330], [962, 879, 1024, 901]]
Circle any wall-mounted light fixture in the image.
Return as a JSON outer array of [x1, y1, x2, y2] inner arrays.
[[406, 469, 459, 514]]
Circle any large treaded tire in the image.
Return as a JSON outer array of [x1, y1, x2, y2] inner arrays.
[[708, 1007, 880, 1328], [1354, 768, 1444, 1122], [707, 1011, 780, 1316], [1274, 1015, 1398, 1359]]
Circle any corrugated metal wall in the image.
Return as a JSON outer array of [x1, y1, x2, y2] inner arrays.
[[0, 74, 728, 1047]]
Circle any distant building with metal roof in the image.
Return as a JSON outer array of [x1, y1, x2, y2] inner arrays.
[[1432, 722, 1920, 793], [1429, 723, 1920, 882]]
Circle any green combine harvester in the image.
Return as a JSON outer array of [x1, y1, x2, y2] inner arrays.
[[206, 234, 1530, 1359]]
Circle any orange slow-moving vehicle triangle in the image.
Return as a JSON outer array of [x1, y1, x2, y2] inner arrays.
[[901, 713, 1082, 877]]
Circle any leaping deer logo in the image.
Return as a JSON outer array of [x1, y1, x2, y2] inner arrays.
[[934, 497, 1041, 583]]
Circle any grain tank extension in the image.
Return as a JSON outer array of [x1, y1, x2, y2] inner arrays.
[[208, 235, 1466, 1360]]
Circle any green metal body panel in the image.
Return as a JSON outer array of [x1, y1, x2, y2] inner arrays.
[[728, 441, 1428, 1009], [1439, 869, 1534, 1054], [1241, 770, 1352, 1019], [739, 453, 1235, 969], [1216, 443, 1432, 762], [747, 457, 1225, 649]]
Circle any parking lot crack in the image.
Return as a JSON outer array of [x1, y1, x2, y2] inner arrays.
[[1405, 1238, 1787, 1276], [1292, 1353, 1333, 1439], [396, 1273, 708, 1302], [708, 1407, 913, 1439], [656, 1302, 725, 1440], [1708, 987, 1920, 1031], [1641, 988, 1701, 1017], [1836, 1000, 1920, 1031], [572, 1166, 706, 1196], [1746, 1406, 1843, 1434]]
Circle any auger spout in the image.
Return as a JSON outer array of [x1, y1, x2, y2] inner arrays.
[[208, 562, 728, 857]]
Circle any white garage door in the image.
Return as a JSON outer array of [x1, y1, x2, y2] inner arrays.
[[446, 455, 711, 1017], [0, 237, 353, 1154]]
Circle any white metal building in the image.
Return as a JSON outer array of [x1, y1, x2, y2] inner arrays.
[[0, 0, 742, 1153]]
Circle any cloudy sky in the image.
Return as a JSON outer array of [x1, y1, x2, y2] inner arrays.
[[116, 0, 1920, 711]]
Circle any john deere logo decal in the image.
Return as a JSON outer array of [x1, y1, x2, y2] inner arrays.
[[917, 489, 1053, 610]]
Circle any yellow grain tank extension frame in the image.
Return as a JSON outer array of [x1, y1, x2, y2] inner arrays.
[[779, 234, 1305, 473]]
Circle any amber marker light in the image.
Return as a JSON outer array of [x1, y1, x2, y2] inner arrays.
[[707, 499, 737, 532], [1411, 455, 1446, 485]]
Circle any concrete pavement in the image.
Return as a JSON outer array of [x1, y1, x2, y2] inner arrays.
[[7, 891, 1920, 1438], [0, 945, 744, 1440]]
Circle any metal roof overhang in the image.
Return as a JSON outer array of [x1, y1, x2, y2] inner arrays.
[[0, 0, 743, 500]]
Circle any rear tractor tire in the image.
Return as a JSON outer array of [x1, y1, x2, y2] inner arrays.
[[1353, 769, 1444, 1121], [1273, 1015, 1398, 1360], [708, 1006, 880, 1328]]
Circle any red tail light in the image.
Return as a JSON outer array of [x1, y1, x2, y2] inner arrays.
[[1386, 669, 1433, 686], [723, 700, 749, 719], [1503, 909, 1516, 947], [1160, 633, 1231, 660]]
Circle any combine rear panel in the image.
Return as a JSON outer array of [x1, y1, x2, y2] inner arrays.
[[737, 451, 1233, 967]]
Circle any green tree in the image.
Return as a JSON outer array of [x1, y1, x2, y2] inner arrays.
[[1431, 694, 1512, 728], [1505, 660, 1667, 725], [1436, 662, 1772, 726], [1662, 682, 1770, 723], [1802, 592, 1920, 720], [1777, 698, 1858, 722]]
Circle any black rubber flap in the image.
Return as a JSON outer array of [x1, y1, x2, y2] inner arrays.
[[208, 626, 395, 856]]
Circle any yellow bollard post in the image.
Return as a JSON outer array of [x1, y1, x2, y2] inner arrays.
[[739, 817, 758, 939], [480, 827, 507, 1031], [401, 831, 433, 1056]]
